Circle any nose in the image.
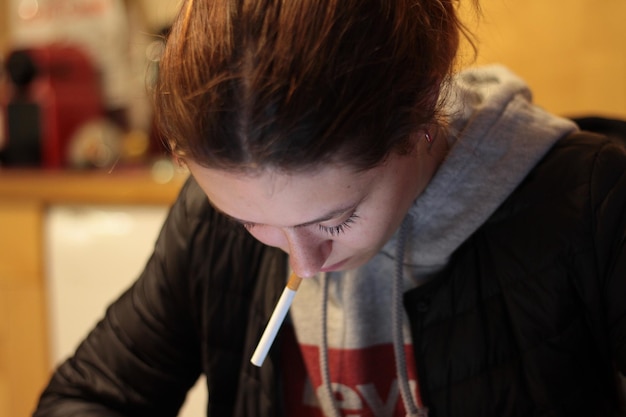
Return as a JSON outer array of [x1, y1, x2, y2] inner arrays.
[[285, 229, 332, 278]]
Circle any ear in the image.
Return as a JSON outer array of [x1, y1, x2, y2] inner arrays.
[[165, 141, 187, 168]]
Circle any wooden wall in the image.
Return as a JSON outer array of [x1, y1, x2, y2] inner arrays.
[[459, 0, 626, 118], [0, 0, 7, 54], [0, 201, 49, 417]]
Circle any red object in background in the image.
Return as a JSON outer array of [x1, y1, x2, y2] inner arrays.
[[2, 44, 103, 168]]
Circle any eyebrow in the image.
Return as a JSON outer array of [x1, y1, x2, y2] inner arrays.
[[211, 201, 357, 229]]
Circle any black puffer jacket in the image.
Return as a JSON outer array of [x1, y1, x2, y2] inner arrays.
[[33, 131, 626, 417]]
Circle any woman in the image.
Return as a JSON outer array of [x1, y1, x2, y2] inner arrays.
[[34, 0, 626, 416]]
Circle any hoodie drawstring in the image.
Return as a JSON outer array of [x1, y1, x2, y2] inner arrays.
[[320, 272, 341, 417], [393, 217, 428, 417], [318, 216, 428, 417]]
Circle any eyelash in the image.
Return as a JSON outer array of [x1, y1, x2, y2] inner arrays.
[[318, 213, 359, 236], [241, 213, 360, 236]]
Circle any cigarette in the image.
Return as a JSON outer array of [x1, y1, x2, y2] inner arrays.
[[250, 272, 302, 367]]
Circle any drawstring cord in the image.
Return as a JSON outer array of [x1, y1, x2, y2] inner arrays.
[[320, 273, 341, 417], [393, 218, 428, 417], [318, 216, 427, 417]]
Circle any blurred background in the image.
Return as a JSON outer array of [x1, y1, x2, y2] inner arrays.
[[0, 0, 178, 170], [0, 0, 624, 416]]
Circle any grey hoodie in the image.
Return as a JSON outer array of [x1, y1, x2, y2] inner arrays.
[[287, 65, 579, 417]]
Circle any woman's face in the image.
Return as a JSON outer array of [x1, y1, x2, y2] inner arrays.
[[188, 150, 425, 278]]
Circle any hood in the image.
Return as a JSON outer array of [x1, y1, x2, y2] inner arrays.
[[391, 64, 579, 272]]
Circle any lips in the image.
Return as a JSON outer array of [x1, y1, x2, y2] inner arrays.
[[320, 258, 350, 272]]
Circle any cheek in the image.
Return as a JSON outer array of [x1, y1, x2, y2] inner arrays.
[[349, 209, 400, 249], [329, 223, 382, 254]]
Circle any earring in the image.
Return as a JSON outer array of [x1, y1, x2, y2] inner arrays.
[[425, 131, 433, 144]]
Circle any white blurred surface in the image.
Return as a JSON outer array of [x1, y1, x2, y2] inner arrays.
[[45, 205, 206, 417]]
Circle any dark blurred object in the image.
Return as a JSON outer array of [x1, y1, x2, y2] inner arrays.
[[572, 115, 626, 144], [1, 44, 103, 168]]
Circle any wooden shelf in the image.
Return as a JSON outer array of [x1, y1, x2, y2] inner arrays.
[[0, 167, 187, 206]]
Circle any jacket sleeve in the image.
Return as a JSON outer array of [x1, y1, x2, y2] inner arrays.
[[33, 177, 215, 417], [592, 137, 626, 375]]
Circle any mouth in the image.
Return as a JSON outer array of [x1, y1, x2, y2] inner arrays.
[[320, 258, 350, 272]]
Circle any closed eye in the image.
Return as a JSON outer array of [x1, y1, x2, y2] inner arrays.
[[317, 213, 359, 236], [242, 212, 359, 236]]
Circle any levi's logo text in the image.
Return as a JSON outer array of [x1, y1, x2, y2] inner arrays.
[[281, 328, 422, 416]]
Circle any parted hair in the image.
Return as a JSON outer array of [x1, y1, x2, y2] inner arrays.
[[154, 0, 474, 172]]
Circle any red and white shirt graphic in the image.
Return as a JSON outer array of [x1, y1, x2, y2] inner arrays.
[[285, 268, 425, 417], [282, 326, 423, 417]]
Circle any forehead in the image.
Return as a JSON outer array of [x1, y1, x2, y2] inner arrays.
[[188, 161, 378, 226]]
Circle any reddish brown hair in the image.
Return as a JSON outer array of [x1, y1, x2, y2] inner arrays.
[[155, 0, 475, 172]]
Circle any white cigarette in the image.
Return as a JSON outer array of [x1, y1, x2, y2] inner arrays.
[[250, 272, 302, 367]]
